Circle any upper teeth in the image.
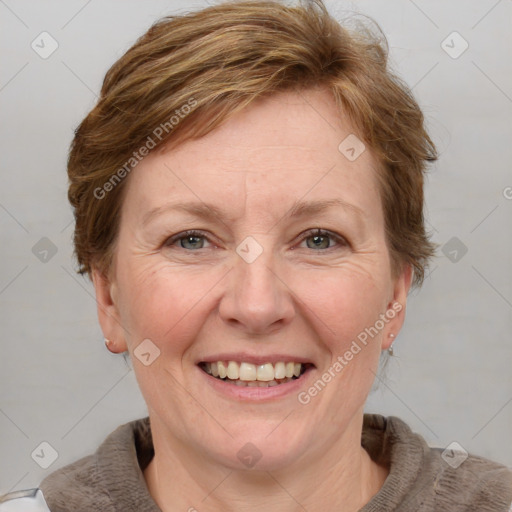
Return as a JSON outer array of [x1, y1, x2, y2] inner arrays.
[[203, 361, 303, 381]]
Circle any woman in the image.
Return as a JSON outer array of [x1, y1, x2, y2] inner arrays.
[[1, 0, 511, 510]]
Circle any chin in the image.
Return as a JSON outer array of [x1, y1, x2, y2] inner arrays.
[[207, 421, 313, 472]]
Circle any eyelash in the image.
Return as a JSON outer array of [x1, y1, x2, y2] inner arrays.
[[164, 228, 349, 252]]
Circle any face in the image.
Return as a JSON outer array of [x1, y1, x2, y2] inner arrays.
[[94, 87, 411, 471]]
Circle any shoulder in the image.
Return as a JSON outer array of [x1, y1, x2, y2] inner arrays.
[[1, 453, 104, 512], [428, 446, 512, 510], [2, 418, 152, 512], [0, 488, 51, 511], [38, 451, 113, 511], [362, 414, 512, 511]]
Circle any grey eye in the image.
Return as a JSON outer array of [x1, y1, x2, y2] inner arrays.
[[306, 233, 332, 249], [179, 234, 205, 250], [301, 229, 346, 250]]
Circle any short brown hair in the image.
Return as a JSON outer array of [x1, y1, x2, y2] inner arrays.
[[67, 0, 437, 286]]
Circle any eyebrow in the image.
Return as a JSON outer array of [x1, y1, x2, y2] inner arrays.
[[141, 198, 365, 227]]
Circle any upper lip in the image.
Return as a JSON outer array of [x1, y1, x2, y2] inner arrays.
[[197, 352, 315, 366]]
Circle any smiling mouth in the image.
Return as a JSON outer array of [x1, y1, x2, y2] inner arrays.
[[199, 361, 313, 388]]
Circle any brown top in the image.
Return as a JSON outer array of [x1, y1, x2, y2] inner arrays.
[[16, 414, 512, 511]]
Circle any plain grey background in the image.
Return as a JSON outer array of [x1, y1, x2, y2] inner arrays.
[[1, 0, 511, 493]]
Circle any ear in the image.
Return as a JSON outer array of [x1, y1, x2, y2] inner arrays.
[[381, 264, 413, 350], [91, 266, 128, 353]]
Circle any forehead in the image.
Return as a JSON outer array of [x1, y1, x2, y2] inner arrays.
[[121, 87, 383, 226]]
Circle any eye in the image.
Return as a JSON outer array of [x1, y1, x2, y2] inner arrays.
[[164, 228, 348, 252], [298, 228, 348, 251], [165, 230, 212, 250]]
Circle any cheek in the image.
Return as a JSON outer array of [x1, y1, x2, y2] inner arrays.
[[292, 262, 389, 352], [295, 266, 389, 421], [117, 260, 226, 355]]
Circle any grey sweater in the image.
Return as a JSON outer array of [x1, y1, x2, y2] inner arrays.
[[3, 414, 512, 511]]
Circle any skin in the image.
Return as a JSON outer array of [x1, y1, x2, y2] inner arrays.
[[93, 86, 412, 512]]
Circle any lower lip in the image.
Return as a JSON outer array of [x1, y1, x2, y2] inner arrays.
[[197, 366, 315, 402]]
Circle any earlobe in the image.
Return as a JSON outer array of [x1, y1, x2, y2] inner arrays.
[[91, 267, 128, 353], [381, 264, 413, 350]]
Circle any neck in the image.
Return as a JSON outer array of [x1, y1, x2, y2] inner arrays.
[[143, 414, 388, 512]]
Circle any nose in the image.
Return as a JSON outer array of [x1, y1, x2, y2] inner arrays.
[[218, 247, 296, 335]]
